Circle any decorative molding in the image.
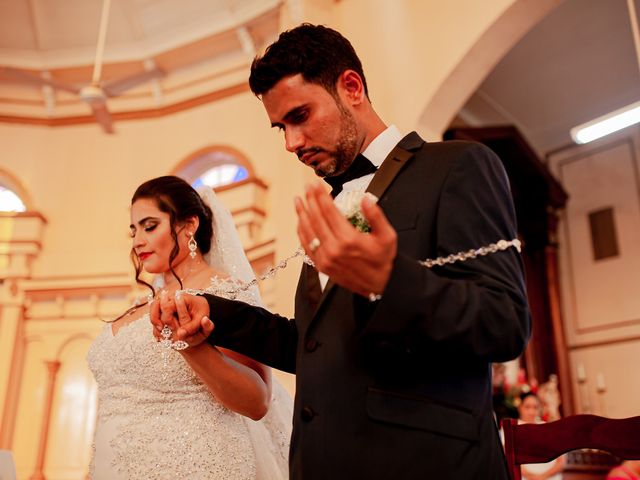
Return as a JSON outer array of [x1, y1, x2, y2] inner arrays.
[[218, 177, 269, 193], [0, 211, 47, 222], [18, 273, 132, 321], [0, 211, 48, 280], [230, 204, 267, 218], [29, 360, 61, 480], [0, 82, 249, 128], [569, 333, 640, 350]]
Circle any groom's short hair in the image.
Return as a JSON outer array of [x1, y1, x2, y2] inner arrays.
[[248, 23, 369, 99]]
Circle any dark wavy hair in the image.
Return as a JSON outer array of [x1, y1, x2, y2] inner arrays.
[[131, 175, 214, 292], [109, 176, 214, 322], [249, 23, 369, 99]]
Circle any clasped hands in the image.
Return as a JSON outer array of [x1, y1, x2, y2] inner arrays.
[[150, 290, 213, 347], [150, 183, 397, 344]]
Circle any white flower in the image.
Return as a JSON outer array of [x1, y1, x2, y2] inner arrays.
[[334, 191, 378, 233], [334, 191, 378, 217]]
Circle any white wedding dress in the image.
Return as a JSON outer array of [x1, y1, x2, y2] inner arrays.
[[87, 281, 292, 479]]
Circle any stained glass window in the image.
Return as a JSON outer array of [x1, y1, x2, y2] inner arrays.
[[177, 149, 252, 190], [191, 164, 249, 189]]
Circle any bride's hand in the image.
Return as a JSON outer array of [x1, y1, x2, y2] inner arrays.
[[150, 290, 180, 341], [174, 293, 214, 347]]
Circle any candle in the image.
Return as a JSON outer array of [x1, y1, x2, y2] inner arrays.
[[596, 373, 606, 392], [577, 364, 587, 382]]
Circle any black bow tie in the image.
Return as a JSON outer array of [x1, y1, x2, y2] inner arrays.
[[324, 154, 378, 197]]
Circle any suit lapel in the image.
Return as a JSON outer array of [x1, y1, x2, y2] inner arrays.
[[309, 132, 424, 318], [303, 263, 323, 312]]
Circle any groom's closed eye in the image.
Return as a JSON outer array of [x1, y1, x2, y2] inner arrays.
[[271, 106, 310, 131], [285, 107, 309, 125]]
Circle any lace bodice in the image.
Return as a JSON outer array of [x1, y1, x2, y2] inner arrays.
[[86, 279, 287, 479]]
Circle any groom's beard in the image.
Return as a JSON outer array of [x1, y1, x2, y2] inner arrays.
[[298, 103, 359, 178]]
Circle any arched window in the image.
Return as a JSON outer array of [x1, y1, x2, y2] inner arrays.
[[193, 163, 249, 189], [172, 146, 267, 246], [0, 184, 27, 212], [175, 147, 253, 190]]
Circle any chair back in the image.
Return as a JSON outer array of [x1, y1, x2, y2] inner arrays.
[[501, 414, 640, 480]]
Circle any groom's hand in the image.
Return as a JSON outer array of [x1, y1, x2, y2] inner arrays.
[[174, 293, 214, 346], [295, 182, 397, 298], [150, 292, 213, 347]]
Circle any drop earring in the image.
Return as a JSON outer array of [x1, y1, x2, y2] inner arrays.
[[188, 232, 198, 259]]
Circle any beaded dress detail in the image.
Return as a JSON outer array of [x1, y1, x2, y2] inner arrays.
[[87, 280, 291, 479]]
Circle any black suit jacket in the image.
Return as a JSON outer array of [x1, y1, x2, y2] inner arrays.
[[205, 132, 531, 479]]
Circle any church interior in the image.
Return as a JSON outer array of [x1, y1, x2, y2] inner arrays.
[[0, 0, 639, 478]]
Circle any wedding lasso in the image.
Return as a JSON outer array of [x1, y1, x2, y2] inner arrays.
[[158, 237, 522, 354]]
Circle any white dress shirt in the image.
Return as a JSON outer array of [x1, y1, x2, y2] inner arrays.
[[319, 125, 404, 289]]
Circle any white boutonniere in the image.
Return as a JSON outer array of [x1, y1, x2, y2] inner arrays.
[[334, 191, 378, 233]]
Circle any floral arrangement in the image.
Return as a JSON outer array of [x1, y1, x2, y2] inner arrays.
[[492, 365, 539, 422], [334, 191, 378, 233], [492, 366, 562, 422], [504, 368, 538, 409]]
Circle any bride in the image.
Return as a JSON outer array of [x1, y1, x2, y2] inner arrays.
[[87, 175, 292, 479]]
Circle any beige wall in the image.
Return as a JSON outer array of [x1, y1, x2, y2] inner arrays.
[[0, 1, 577, 478], [548, 125, 640, 418], [332, 0, 516, 134]]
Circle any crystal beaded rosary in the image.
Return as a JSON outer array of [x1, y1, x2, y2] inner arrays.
[[158, 325, 189, 375], [155, 185, 523, 355], [157, 237, 522, 329], [417, 238, 521, 268], [157, 237, 522, 366]]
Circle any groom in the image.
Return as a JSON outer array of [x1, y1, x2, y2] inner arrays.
[[153, 24, 531, 479]]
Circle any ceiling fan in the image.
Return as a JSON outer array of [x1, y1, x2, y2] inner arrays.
[[0, 0, 164, 134]]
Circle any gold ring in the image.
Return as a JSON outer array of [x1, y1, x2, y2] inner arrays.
[[308, 237, 321, 253]]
